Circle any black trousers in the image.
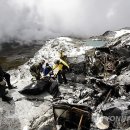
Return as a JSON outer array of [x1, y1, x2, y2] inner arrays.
[[57, 70, 67, 84], [4, 72, 12, 88], [0, 85, 12, 102], [0, 85, 6, 97]]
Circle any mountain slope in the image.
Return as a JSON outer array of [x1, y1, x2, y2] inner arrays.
[[0, 27, 130, 130], [0, 37, 93, 130]]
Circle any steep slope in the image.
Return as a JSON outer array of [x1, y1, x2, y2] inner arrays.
[[0, 37, 93, 130], [0, 28, 130, 130]]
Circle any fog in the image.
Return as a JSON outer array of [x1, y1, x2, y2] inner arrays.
[[0, 0, 130, 41]]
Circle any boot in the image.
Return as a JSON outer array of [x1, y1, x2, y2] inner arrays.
[[2, 96, 13, 103], [8, 85, 17, 89]]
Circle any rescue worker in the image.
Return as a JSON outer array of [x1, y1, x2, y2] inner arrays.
[[44, 63, 52, 76], [53, 59, 69, 84], [30, 60, 45, 80], [0, 81, 13, 103], [0, 65, 13, 103], [0, 65, 16, 89], [91, 51, 104, 76], [59, 50, 68, 62]]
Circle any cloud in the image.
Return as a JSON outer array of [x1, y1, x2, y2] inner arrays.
[[0, 0, 130, 41]]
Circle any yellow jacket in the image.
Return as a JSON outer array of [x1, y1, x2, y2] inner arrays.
[[53, 59, 69, 75], [60, 59, 69, 68]]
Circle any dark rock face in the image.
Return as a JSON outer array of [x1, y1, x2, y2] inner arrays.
[[102, 31, 116, 37], [113, 47, 130, 58], [70, 62, 86, 74], [0, 41, 43, 71], [66, 73, 86, 84], [76, 74, 86, 84]]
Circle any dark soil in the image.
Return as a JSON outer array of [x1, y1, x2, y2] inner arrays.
[[0, 42, 43, 71]]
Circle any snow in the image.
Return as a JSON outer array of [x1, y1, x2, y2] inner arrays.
[[115, 29, 130, 38], [1, 35, 130, 129], [0, 37, 93, 130], [126, 42, 130, 45]]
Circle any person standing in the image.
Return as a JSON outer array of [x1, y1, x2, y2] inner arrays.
[[53, 59, 69, 84], [0, 65, 14, 103], [0, 65, 16, 89]]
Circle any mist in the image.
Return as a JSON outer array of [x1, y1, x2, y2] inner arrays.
[[0, 0, 130, 41]]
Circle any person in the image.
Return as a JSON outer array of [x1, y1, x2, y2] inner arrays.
[[0, 82, 13, 103], [53, 59, 69, 84], [30, 60, 45, 80], [59, 50, 68, 63], [0, 65, 16, 89], [0, 66, 13, 103], [44, 63, 52, 76]]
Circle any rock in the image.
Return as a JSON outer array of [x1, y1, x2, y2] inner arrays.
[[102, 30, 116, 37], [76, 74, 86, 84], [67, 54, 86, 64], [96, 116, 109, 129], [70, 62, 86, 74], [66, 73, 86, 84], [118, 71, 130, 86], [67, 98, 74, 104], [1, 30, 130, 130]]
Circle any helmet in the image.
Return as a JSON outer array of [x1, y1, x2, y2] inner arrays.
[[54, 60, 60, 64], [46, 63, 49, 66], [39, 60, 45, 65], [95, 51, 100, 56]]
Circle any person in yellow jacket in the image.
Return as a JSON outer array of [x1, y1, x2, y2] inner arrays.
[[59, 50, 68, 63], [53, 59, 69, 84]]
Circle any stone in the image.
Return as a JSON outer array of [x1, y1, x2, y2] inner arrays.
[[96, 116, 109, 129]]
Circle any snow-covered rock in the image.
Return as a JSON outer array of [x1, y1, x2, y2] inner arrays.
[[105, 29, 130, 48], [115, 29, 130, 38], [0, 37, 93, 130], [1, 28, 130, 130]]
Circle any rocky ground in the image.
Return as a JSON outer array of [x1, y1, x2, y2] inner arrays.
[[0, 28, 130, 130]]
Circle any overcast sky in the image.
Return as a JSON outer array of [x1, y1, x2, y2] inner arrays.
[[0, 0, 130, 41]]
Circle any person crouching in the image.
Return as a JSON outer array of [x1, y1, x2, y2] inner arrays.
[[30, 60, 45, 80]]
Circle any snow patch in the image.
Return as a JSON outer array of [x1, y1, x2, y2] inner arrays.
[[115, 29, 130, 38], [0, 37, 93, 129]]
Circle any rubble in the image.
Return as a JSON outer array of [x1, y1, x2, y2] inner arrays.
[[53, 103, 92, 130], [52, 34, 130, 129], [1, 30, 130, 130]]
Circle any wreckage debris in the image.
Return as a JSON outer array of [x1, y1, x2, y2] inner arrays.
[[53, 103, 92, 130], [100, 107, 130, 129], [51, 44, 130, 130], [85, 46, 130, 78], [9, 40, 130, 130], [96, 116, 109, 129]]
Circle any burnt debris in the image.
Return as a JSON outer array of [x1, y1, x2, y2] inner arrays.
[[52, 42, 130, 130]]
